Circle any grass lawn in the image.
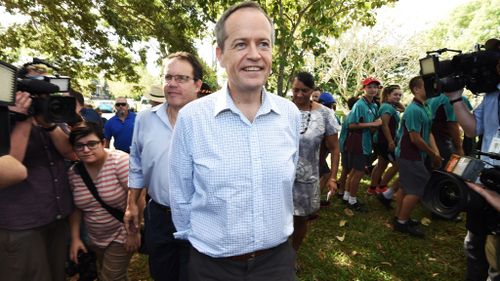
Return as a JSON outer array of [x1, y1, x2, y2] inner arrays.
[[128, 177, 467, 281]]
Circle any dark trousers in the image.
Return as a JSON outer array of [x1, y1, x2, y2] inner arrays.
[[0, 218, 69, 281], [145, 200, 190, 281], [464, 231, 500, 281], [189, 241, 296, 281]]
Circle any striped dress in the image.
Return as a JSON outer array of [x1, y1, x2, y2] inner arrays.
[[68, 149, 129, 248]]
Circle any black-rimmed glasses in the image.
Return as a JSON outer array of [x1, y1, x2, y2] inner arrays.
[[73, 140, 101, 151], [115, 102, 128, 107], [164, 74, 195, 84]]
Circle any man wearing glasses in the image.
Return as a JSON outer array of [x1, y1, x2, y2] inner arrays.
[[125, 52, 203, 281], [104, 97, 136, 153]]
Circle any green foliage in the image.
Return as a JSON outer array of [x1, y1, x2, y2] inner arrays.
[[195, 0, 396, 96], [0, 0, 206, 90], [418, 0, 499, 54]]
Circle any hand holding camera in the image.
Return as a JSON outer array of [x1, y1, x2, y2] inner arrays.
[[8, 91, 31, 116]]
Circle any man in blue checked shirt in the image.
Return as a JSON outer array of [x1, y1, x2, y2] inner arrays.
[[168, 2, 301, 280]]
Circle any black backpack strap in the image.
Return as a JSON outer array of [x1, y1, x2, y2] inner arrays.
[[75, 162, 124, 223]]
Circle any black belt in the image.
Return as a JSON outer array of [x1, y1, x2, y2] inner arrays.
[[150, 200, 171, 212], [226, 241, 287, 262]]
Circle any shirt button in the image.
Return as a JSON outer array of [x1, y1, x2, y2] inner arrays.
[[54, 178, 59, 183], [44, 145, 49, 150], [56, 215, 62, 219], [49, 162, 55, 166], [56, 196, 60, 200]]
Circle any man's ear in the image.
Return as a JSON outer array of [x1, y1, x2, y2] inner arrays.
[[216, 47, 225, 68], [195, 79, 203, 92]]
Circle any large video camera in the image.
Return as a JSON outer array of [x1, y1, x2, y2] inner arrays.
[[0, 58, 77, 155], [422, 151, 500, 232], [419, 46, 500, 98]]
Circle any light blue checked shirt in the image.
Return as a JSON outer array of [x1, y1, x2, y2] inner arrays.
[[128, 103, 173, 206], [168, 84, 301, 258]]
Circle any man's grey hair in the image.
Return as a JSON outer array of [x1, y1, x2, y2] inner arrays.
[[215, 1, 275, 52]]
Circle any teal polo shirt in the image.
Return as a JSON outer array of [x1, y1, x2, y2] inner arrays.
[[396, 99, 432, 161], [344, 97, 379, 155], [374, 102, 400, 145]]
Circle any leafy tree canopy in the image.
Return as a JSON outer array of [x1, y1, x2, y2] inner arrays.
[[0, 0, 396, 96]]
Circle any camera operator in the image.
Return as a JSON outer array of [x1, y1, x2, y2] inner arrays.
[[445, 38, 500, 281], [0, 63, 76, 280]]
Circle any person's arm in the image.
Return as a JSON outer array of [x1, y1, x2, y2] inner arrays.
[[467, 182, 500, 212], [8, 92, 33, 161], [348, 118, 382, 130], [0, 155, 27, 188], [325, 134, 340, 193], [449, 121, 464, 156], [69, 209, 87, 263], [125, 115, 145, 234], [380, 113, 395, 151], [409, 131, 441, 168], [46, 125, 76, 160], [445, 90, 477, 138], [168, 114, 195, 240]]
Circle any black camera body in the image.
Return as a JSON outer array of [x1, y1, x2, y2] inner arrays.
[[65, 250, 97, 281], [16, 78, 77, 123], [14, 58, 77, 123], [422, 153, 500, 233], [419, 48, 500, 98]]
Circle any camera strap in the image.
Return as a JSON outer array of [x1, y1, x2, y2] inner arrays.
[[74, 161, 125, 223]]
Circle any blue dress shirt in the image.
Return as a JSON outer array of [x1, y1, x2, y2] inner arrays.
[[474, 89, 500, 166], [168, 85, 301, 258], [129, 104, 172, 206]]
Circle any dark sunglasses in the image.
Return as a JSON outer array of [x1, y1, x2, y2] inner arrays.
[[115, 102, 128, 107]]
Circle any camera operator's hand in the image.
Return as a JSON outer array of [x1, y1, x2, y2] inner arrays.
[[444, 89, 464, 100], [69, 238, 88, 264], [8, 91, 31, 116], [467, 182, 500, 212]]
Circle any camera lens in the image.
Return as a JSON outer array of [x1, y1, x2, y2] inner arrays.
[[438, 182, 461, 208], [422, 171, 469, 219]]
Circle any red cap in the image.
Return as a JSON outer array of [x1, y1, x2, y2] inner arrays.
[[362, 77, 381, 87]]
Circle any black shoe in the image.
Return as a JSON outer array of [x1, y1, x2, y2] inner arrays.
[[393, 217, 420, 226], [348, 201, 368, 213], [320, 200, 331, 207], [393, 220, 425, 238], [336, 192, 344, 199], [377, 193, 393, 210], [307, 213, 320, 221]]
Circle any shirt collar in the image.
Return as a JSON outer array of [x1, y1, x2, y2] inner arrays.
[[151, 103, 171, 128], [213, 82, 281, 118]]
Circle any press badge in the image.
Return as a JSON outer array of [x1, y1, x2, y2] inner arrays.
[[488, 129, 500, 154]]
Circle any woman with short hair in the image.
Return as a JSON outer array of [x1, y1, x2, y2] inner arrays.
[[68, 121, 140, 281]]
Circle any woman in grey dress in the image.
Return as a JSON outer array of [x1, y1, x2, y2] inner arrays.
[[290, 71, 340, 254]]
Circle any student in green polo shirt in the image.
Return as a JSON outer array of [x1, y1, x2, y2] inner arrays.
[[427, 93, 465, 167], [343, 77, 382, 212], [393, 76, 442, 237]]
